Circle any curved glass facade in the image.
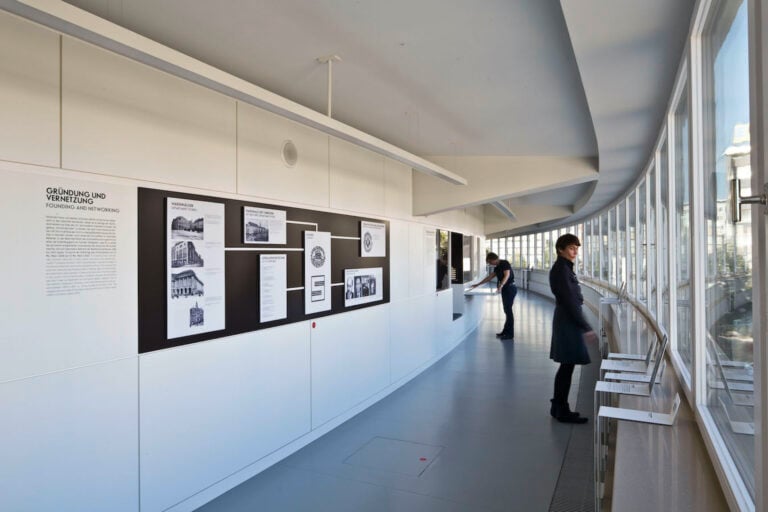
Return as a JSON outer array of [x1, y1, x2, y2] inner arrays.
[[487, 0, 761, 506]]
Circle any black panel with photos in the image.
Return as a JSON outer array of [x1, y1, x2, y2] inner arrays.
[[138, 187, 390, 353]]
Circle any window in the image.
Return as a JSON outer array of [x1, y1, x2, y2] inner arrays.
[[638, 180, 648, 303], [674, 82, 693, 370], [527, 234, 535, 270], [628, 192, 637, 297], [542, 231, 553, 269], [701, 0, 754, 499], [648, 166, 658, 317], [600, 213, 609, 282], [535, 233, 544, 269], [617, 203, 626, 288], [659, 139, 671, 333], [592, 218, 601, 278]]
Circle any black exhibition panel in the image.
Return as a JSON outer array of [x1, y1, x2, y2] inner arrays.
[[138, 187, 390, 354], [450, 231, 464, 284]]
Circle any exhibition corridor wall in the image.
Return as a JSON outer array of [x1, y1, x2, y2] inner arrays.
[[0, 11, 486, 512]]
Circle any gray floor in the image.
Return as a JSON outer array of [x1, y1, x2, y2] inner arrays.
[[198, 291, 594, 512]]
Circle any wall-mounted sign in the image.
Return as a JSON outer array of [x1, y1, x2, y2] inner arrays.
[[360, 221, 386, 257], [243, 206, 286, 245], [304, 230, 331, 314], [167, 197, 225, 339]]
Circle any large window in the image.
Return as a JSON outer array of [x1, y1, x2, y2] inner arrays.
[[617, 203, 626, 288], [628, 192, 637, 296], [702, 0, 753, 498], [543, 231, 554, 269], [609, 208, 617, 285], [648, 167, 658, 318], [638, 180, 648, 303], [674, 82, 693, 370], [600, 213, 609, 282], [534, 233, 543, 269], [659, 140, 671, 333], [527, 234, 535, 270]]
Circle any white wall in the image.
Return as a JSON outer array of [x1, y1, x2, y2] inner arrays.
[[0, 10, 486, 512]]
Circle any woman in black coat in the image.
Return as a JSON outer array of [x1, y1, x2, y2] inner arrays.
[[549, 233, 596, 424]]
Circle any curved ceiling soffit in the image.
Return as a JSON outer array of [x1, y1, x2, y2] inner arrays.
[[506, 0, 697, 237], [413, 1, 599, 227]]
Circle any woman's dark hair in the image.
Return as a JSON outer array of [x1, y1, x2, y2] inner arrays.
[[486, 252, 499, 262], [555, 234, 581, 252]]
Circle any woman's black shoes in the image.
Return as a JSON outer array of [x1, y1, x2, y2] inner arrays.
[[550, 399, 588, 424]]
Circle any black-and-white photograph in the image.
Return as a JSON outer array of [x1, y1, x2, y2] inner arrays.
[[245, 221, 269, 242], [171, 241, 204, 268], [171, 269, 205, 298], [243, 206, 287, 244], [344, 267, 383, 307], [171, 215, 204, 240], [189, 301, 204, 327]]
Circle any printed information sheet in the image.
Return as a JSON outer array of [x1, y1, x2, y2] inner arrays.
[[259, 254, 287, 322]]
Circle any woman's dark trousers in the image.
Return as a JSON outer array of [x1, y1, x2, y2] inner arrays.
[[500, 284, 517, 337]]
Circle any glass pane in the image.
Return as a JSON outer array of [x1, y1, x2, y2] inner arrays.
[[648, 167, 658, 317], [675, 85, 693, 369], [609, 209, 617, 285], [592, 218, 600, 278], [638, 180, 648, 303], [527, 234, 535, 270], [628, 192, 637, 297], [601, 213, 609, 281], [617, 204, 626, 288], [702, 0, 754, 498], [659, 140, 671, 333], [583, 221, 592, 277]]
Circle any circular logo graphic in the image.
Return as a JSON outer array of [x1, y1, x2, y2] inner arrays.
[[363, 232, 373, 252], [311, 246, 326, 268]]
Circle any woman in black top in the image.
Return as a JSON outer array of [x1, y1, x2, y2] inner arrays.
[[549, 234, 596, 424], [469, 252, 517, 340]]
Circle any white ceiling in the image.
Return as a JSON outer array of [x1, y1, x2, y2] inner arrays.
[[55, 0, 693, 233]]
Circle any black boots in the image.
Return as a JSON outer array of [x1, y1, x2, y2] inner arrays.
[[550, 399, 588, 424]]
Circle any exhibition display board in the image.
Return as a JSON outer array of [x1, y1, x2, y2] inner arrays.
[[138, 187, 390, 353]]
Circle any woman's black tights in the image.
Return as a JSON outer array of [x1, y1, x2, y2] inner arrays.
[[553, 363, 575, 404]]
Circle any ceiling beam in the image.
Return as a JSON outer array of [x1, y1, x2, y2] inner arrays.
[[413, 155, 598, 216]]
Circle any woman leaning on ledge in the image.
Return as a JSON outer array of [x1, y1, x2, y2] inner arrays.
[[549, 233, 597, 424]]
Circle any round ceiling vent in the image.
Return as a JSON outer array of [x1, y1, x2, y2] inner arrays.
[[281, 140, 298, 167]]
